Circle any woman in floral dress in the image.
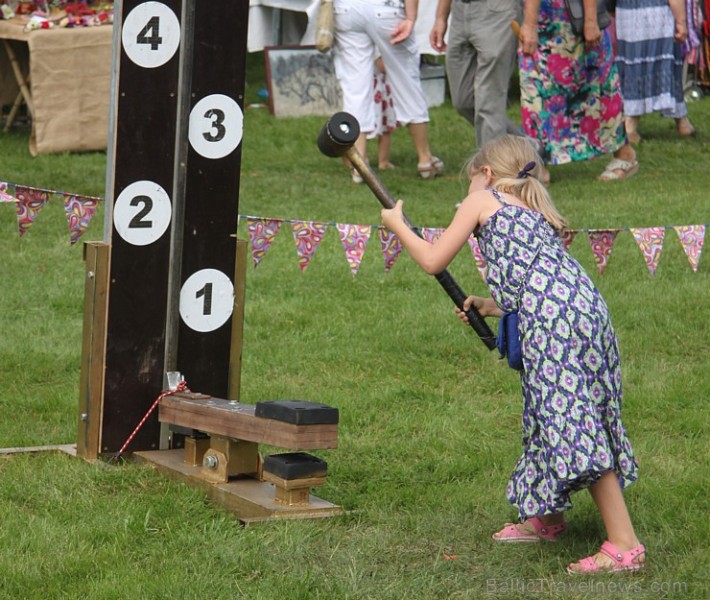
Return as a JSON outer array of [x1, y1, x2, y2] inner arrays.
[[517, 0, 639, 180], [381, 134, 644, 574]]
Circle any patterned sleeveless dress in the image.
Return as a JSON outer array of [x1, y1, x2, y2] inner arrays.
[[476, 189, 638, 521]]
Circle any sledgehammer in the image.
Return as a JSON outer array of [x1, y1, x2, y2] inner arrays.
[[317, 111, 496, 350]]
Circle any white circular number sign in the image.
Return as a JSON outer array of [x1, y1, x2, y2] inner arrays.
[[188, 94, 244, 159], [179, 269, 234, 333], [122, 2, 180, 69], [114, 180, 172, 246]]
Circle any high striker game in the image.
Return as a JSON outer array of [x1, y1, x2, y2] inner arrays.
[[77, 0, 341, 521]]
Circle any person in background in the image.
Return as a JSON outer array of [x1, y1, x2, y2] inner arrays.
[[333, 0, 444, 180], [380, 134, 643, 575], [614, 0, 694, 143], [518, 0, 639, 181], [429, 0, 523, 149], [348, 57, 399, 183]]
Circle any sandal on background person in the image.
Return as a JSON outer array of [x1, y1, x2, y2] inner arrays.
[[417, 156, 445, 179], [567, 541, 646, 575], [492, 516, 567, 543], [598, 157, 639, 181]]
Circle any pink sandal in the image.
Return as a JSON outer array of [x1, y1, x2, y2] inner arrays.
[[567, 541, 645, 575], [492, 516, 567, 543]]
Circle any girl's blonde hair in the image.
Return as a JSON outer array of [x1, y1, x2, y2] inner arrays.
[[465, 135, 568, 231]]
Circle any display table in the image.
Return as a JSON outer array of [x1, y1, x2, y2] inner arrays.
[[0, 19, 112, 155]]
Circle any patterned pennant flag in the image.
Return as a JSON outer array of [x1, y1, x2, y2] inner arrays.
[[292, 221, 328, 272], [630, 227, 665, 276], [421, 227, 444, 243], [14, 186, 49, 237], [64, 195, 98, 245], [246, 217, 283, 267], [378, 227, 402, 272], [559, 229, 577, 251], [673, 225, 705, 273], [466, 234, 488, 280], [0, 181, 16, 203], [587, 230, 619, 274], [337, 223, 371, 276]]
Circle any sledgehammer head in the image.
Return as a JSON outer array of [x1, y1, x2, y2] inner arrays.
[[317, 111, 360, 157]]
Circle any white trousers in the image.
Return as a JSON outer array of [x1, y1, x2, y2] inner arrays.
[[332, 0, 429, 133]]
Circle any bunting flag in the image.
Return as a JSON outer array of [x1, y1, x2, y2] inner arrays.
[[587, 230, 619, 274], [379, 227, 402, 272], [246, 217, 282, 267], [336, 223, 372, 276], [466, 234, 488, 280], [64, 195, 99, 245], [14, 186, 49, 237], [674, 225, 705, 273], [559, 230, 577, 251], [630, 227, 665, 276], [421, 227, 444, 243], [291, 220, 328, 272]]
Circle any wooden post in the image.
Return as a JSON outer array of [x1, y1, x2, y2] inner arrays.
[[77, 242, 110, 460]]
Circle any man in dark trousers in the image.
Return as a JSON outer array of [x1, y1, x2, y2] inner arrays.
[[430, 0, 522, 148]]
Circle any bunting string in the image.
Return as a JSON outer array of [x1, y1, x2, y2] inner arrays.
[[0, 181, 705, 277]]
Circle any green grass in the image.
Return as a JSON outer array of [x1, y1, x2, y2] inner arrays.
[[0, 65, 708, 598]]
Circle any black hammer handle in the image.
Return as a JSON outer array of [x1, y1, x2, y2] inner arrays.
[[317, 112, 497, 350]]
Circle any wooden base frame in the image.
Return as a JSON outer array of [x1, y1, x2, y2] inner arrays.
[[134, 448, 343, 523]]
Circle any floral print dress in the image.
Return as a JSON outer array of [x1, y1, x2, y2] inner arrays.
[[476, 189, 638, 520], [518, 0, 626, 164]]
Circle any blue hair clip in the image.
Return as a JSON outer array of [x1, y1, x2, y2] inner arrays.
[[517, 161, 536, 179]]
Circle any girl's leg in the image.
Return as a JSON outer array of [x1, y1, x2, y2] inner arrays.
[[568, 470, 643, 572]]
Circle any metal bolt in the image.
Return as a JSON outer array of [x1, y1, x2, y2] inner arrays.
[[338, 122, 351, 135], [80, 413, 88, 422], [203, 454, 218, 469], [87, 271, 94, 279]]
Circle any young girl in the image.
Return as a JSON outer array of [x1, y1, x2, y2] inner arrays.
[[380, 135, 644, 575]]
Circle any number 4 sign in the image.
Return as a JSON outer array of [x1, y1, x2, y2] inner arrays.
[[122, 1, 180, 68]]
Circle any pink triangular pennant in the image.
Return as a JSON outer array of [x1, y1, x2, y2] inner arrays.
[[336, 223, 371, 276], [559, 229, 577, 251], [14, 186, 49, 237], [630, 227, 665, 276], [378, 227, 402, 272], [673, 225, 705, 273], [421, 227, 444, 243], [291, 221, 328, 272], [246, 217, 283, 267], [466, 234, 488, 280], [64, 195, 99, 245], [587, 230, 619, 274]]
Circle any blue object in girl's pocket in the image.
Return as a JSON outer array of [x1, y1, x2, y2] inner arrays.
[[497, 312, 524, 371]]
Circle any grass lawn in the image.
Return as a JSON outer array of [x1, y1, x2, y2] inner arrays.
[[0, 52, 708, 598]]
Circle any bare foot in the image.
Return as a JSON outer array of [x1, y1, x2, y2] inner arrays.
[[677, 117, 696, 137]]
